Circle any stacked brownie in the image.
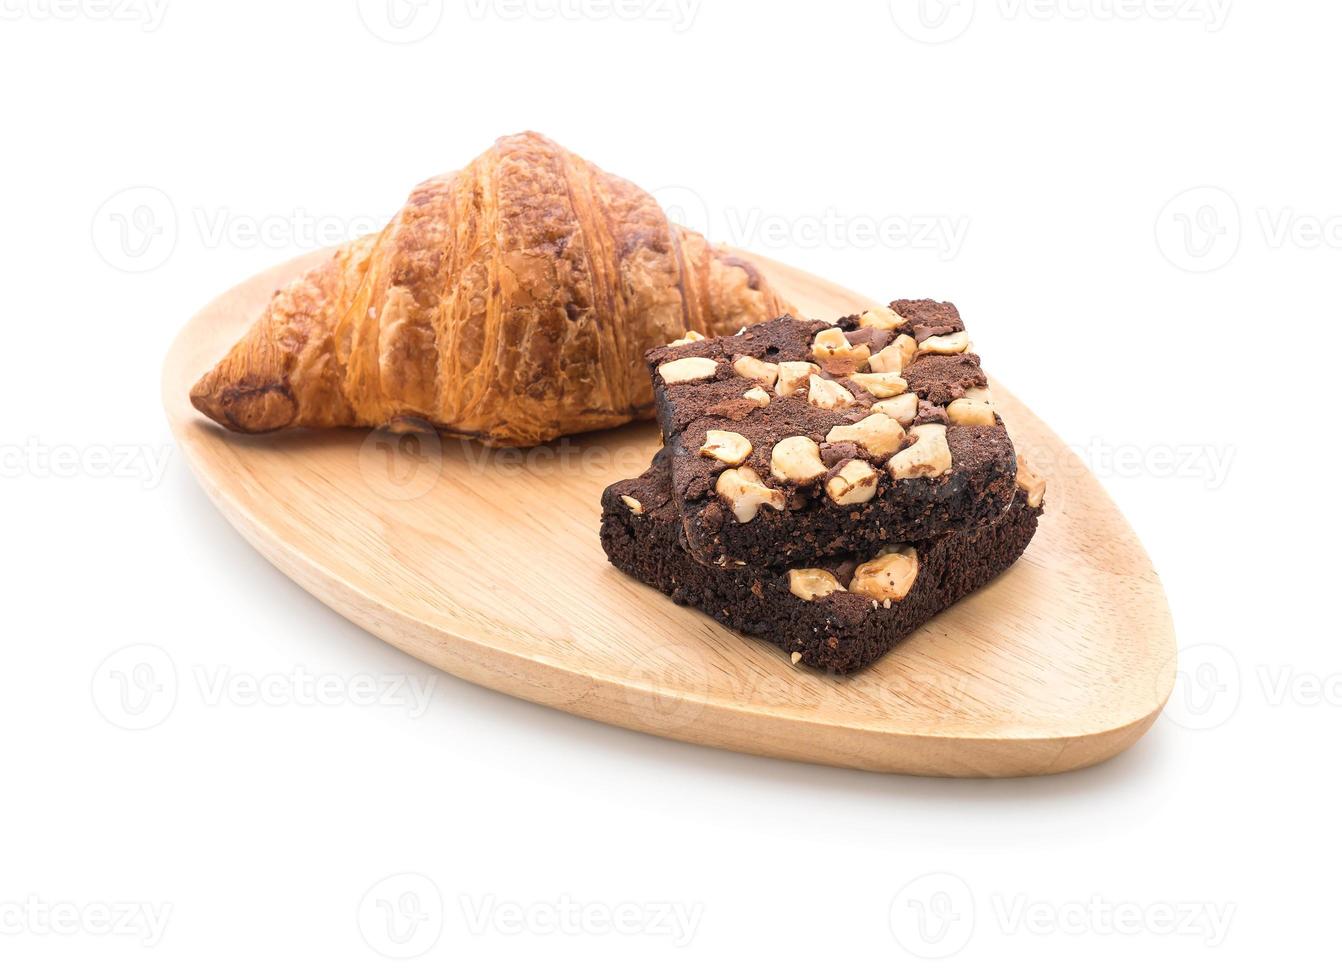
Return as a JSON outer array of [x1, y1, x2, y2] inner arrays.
[[599, 301, 1046, 674]]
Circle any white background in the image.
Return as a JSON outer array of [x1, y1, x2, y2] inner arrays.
[[2, 1, 1338, 976]]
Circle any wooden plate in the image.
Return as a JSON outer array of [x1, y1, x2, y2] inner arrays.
[[162, 249, 1175, 777]]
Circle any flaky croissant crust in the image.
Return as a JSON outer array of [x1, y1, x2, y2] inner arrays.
[[191, 132, 793, 446]]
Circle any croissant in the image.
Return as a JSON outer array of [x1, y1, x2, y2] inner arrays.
[[190, 132, 794, 446]]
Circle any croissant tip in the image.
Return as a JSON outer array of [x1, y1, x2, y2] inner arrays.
[[189, 371, 226, 426], [189, 368, 297, 434]]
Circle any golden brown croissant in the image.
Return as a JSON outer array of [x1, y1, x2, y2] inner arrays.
[[190, 132, 793, 446]]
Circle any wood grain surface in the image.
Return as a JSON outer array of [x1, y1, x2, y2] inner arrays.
[[162, 248, 1175, 776]]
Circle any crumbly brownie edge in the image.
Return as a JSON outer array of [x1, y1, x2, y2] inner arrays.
[[600, 462, 1041, 675]]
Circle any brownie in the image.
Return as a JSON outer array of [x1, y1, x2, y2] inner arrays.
[[600, 454, 1044, 674], [646, 301, 1017, 569]]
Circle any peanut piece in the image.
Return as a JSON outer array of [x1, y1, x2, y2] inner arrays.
[[868, 334, 917, 373], [858, 306, 908, 330], [770, 435, 827, 484], [887, 424, 952, 479], [732, 355, 779, 388], [872, 392, 919, 427], [807, 376, 856, 411], [1016, 456, 1047, 508], [917, 331, 970, 355], [776, 361, 819, 397], [811, 327, 870, 375], [850, 546, 919, 602], [826, 414, 906, 458], [848, 372, 909, 398], [788, 568, 846, 601], [947, 398, 997, 426], [668, 330, 707, 347], [826, 459, 880, 505], [658, 357, 718, 384], [715, 466, 785, 523], [699, 429, 753, 466]]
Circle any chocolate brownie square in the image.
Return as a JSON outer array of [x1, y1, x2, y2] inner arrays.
[[600, 454, 1045, 674], [646, 301, 1017, 569]]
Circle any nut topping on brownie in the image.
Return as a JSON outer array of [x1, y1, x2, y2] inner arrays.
[[657, 356, 718, 384], [715, 466, 784, 523], [699, 429, 753, 465], [850, 547, 920, 603], [807, 376, 856, 410], [947, 398, 996, 426], [888, 424, 953, 480], [776, 361, 818, 397], [1016, 455, 1047, 508], [668, 330, 707, 347], [858, 305, 908, 331], [788, 568, 846, 601], [810, 327, 870, 375], [848, 372, 909, 398], [826, 459, 880, 505], [872, 392, 919, 426], [918, 331, 971, 354], [868, 334, 917, 373], [732, 355, 779, 387], [646, 302, 1018, 568], [826, 414, 905, 458], [770, 436, 827, 484]]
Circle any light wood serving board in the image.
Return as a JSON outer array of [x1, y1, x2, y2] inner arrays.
[[163, 249, 1175, 777]]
